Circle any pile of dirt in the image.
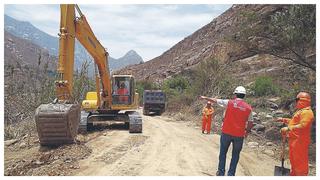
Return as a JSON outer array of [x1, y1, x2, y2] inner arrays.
[[5, 133, 92, 176]]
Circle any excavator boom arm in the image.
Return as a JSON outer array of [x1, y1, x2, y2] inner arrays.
[[57, 4, 112, 107]]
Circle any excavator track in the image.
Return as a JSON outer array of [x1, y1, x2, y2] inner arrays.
[[127, 111, 142, 133], [35, 103, 80, 146], [78, 111, 142, 133]]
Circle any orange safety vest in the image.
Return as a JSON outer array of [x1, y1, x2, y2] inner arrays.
[[117, 88, 129, 95], [222, 98, 252, 137], [117, 88, 129, 102]]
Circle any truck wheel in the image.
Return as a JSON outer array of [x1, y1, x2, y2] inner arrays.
[[158, 109, 164, 115], [124, 122, 129, 129], [143, 110, 148, 115]]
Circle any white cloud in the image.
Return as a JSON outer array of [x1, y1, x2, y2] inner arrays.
[[4, 4, 231, 61]]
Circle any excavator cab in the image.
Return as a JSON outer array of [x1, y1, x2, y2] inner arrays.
[[112, 75, 135, 105]]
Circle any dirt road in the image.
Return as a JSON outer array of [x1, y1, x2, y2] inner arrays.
[[74, 110, 279, 176]]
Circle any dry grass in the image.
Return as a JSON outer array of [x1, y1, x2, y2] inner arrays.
[[5, 118, 36, 140]]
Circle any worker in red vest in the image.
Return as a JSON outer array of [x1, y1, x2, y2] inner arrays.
[[200, 86, 253, 176], [202, 101, 215, 134], [277, 92, 314, 176]]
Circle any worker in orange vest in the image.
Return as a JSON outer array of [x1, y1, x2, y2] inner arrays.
[[202, 101, 215, 134], [277, 92, 314, 176]]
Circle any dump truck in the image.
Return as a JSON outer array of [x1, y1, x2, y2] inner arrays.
[[143, 90, 166, 115]]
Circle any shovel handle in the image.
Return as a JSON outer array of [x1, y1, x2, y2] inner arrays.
[[280, 135, 287, 167]]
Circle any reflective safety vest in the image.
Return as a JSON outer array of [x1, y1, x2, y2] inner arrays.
[[222, 98, 252, 137]]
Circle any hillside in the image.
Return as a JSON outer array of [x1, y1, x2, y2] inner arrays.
[[4, 30, 57, 76], [116, 5, 290, 83]]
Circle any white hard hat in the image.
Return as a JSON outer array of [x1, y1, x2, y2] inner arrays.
[[234, 86, 246, 95]]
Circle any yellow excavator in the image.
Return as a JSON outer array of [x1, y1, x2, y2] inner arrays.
[[35, 4, 142, 146]]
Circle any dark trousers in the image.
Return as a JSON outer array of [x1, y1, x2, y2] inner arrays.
[[217, 133, 244, 176]]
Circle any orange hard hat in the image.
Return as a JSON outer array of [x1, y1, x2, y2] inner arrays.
[[296, 92, 311, 102]]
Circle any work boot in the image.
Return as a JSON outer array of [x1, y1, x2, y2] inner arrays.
[[202, 130, 205, 134], [216, 171, 224, 176]]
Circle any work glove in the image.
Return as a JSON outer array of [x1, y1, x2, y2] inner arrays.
[[280, 126, 291, 137]]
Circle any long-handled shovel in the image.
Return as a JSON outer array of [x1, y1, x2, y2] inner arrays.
[[274, 135, 290, 176]]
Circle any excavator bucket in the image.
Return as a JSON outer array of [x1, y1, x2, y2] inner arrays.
[[35, 103, 80, 146]]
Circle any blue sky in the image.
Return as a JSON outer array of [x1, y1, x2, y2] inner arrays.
[[4, 4, 231, 61]]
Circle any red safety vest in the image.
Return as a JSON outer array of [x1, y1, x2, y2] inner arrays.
[[222, 98, 252, 137]]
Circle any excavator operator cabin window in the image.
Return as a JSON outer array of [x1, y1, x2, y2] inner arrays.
[[112, 77, 132, 105]]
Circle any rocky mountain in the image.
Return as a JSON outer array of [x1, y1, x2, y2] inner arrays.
[[4, 15, 58, 56], [4, 30, 57, 99], [4, 14, 143, 72], [4, 30, 56, 72], [109, 50, 143, 72], [115, 5, 291, 83]]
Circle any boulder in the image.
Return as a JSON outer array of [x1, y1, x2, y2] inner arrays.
[[265, 127, 281, 141], [267, 97, 280, 102], [266, 114, 273, 119], [273, 109, 284, 116], [64, 157, 72, 163], [259, 112, 267, 117], [253, 117, 260, 123], [263, 149, 274, 156], [252, 111, 258, 117], [266, 142, 275, 146], [4, 139, 18, 146], [267, 101, 279, 109], [248, 141, 259, 148], [34, 160, 44, 165], [19, 142, 27, 149], [252, 124, 266, 132], [22, 134, 29, 139]]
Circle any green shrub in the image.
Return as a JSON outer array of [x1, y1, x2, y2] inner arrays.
[[253, 76, 279, 96], [161, 75, 193, 112], [188, 58, 235, 97], [162, 58, 236, 112], [162, 75, 190, 97]]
